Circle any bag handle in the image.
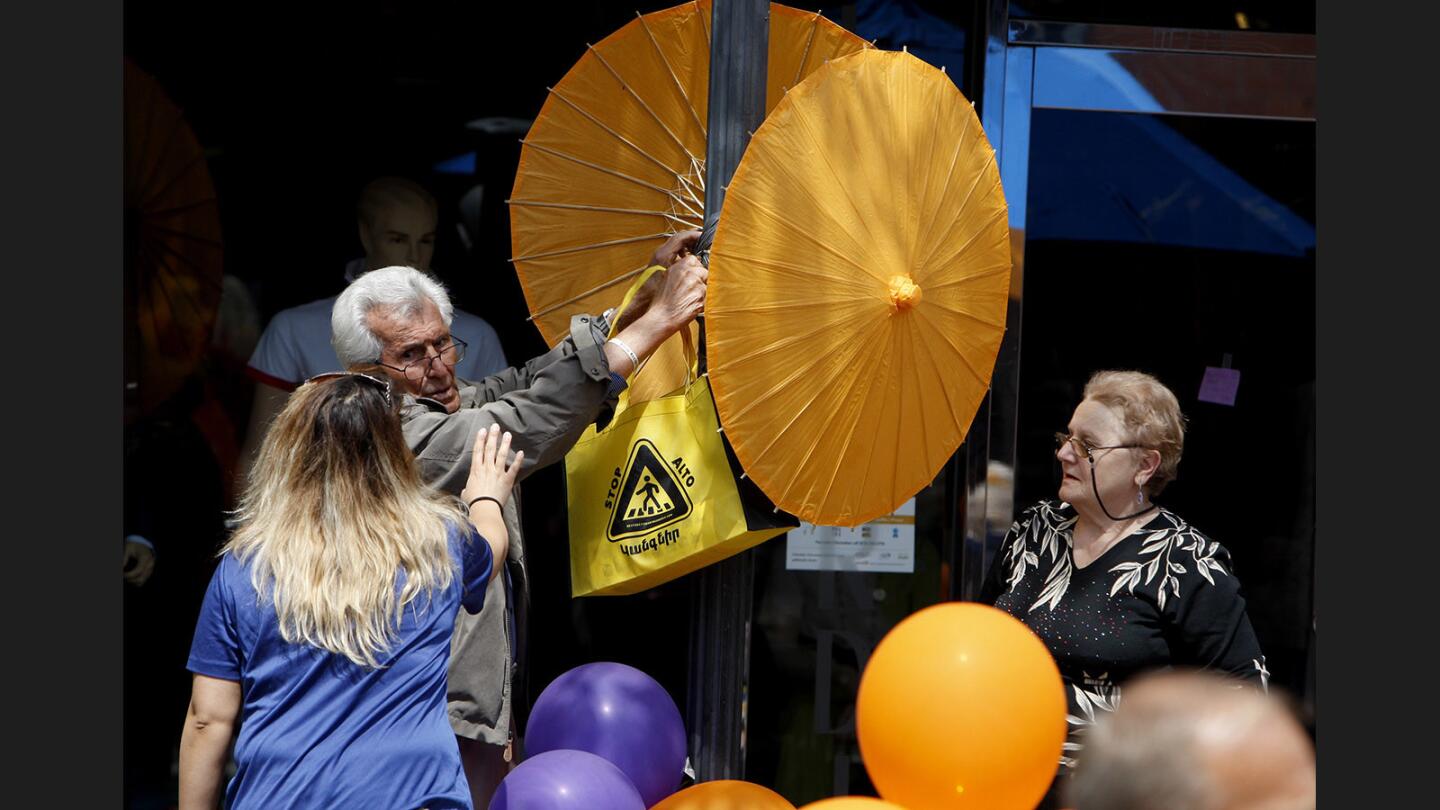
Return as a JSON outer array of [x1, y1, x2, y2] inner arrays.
[[605, 265, 699, 404], [606, 264, 667, 341], [677, 319, 698, 392]]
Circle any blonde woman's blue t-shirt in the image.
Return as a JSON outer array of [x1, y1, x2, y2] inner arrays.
[[187, 522, 493, 810]]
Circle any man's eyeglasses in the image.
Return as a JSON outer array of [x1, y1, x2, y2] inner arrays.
[[376, 336, 468, 384], [1053, 431, 1144, 463], [304, 371, 395, 408]]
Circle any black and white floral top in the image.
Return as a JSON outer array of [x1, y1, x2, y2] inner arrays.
[[981, 500, 1267, 769]]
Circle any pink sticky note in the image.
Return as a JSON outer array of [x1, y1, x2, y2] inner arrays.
[[1198, 367, 1241, 406]]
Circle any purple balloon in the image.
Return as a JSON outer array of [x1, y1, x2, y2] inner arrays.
[[489, 749, 644, 810], [524, 662, 687, 807]]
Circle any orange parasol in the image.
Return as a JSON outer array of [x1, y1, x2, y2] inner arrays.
[[124, 58, 224, 421], [706, 48, 1011, 526], [508, 0, 870, 401]]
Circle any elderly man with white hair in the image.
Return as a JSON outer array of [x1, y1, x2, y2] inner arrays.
[[329, 230, 705, 806]]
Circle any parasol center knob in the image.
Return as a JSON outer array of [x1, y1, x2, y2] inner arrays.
[[888, 275, 922, 312]]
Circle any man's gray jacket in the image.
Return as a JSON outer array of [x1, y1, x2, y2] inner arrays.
[[400, 311, 620, 747]]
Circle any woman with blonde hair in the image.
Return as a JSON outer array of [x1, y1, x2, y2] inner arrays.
[[982, 370, 1266, 808], [178, 371, 522, 809]]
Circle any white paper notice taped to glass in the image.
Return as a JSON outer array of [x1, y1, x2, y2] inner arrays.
[[785, 499, 916, 573]]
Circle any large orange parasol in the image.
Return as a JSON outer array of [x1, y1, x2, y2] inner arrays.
[[706, 49, 1011, 526], [124, 59, 223, 421], [508, 0, 871, 381]]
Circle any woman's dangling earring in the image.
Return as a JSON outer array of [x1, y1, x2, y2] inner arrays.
[[1137, 490, 1144, 505]]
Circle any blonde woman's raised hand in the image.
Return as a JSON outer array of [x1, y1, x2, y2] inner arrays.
[[462, 424, 523, 509]]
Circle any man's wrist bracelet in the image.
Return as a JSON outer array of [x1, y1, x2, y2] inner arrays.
[[607, 337, 640, 370]]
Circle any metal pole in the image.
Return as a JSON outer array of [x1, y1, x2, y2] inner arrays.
[[686, 0, 769, 783], [695, 0, 769, 258]]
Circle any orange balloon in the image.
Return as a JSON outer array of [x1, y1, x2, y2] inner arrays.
[[799, 799, 908, 809], [650, 780, 796, 810], [856, 603, 1066, 810]]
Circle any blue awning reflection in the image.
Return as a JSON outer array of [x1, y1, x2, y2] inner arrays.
[[1023, 49, 1314, 257], [1027, 108, 1314, 257], [821, 0, 967, 84]]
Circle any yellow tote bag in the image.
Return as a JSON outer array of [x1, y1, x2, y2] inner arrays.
[[565, 267, 797, 597]]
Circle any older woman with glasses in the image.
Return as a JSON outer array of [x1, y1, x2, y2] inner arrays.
[[178, 372, 522, 810], [981, 370, 1267, 806]]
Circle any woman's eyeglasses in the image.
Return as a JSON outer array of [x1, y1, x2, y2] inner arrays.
[[304, 371, 395, 408], [1053, 431, 1144, 463]]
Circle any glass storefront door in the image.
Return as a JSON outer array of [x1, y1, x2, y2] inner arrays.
[[982, 18, 1316, 712]]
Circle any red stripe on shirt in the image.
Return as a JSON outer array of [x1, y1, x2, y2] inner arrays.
[[245, 366, 299, 392]]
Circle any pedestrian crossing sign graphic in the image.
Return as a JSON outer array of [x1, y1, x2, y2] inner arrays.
[[607, 438, 692, 541]]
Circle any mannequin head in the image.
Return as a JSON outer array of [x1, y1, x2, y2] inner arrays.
[[357, 176, 438, 272]]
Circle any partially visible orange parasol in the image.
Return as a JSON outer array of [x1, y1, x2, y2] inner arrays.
[[124, 58, 223, 421], [707, 49, 1011, 526], [508, 0, 871, 394]]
